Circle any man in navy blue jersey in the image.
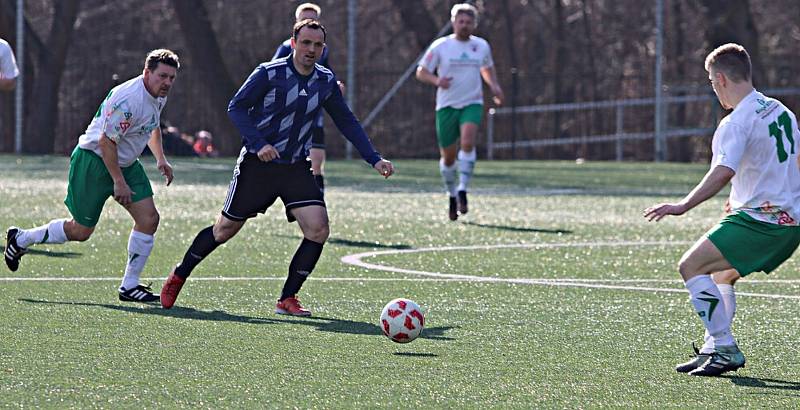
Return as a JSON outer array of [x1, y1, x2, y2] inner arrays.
[[160, 20, 394, 315], [273, 3, 334, 193]]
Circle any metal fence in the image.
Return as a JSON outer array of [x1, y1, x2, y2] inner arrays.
[[486, 88, 800, 161]]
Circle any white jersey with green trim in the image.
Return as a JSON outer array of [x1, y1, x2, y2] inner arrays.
[[78, 75, 166, 167], [711, 89, 800, 225], [419, 34, 494, 110]]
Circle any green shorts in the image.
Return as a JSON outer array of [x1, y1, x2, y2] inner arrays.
[[706, 211, 800, 276], [64, 147, 153, 227], [435, 104, 483, 148]]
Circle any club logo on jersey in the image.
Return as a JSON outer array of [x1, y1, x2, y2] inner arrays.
[[124, 111, 133, 120], [756, 98, 774, 114], [119, 121, 131, 132]]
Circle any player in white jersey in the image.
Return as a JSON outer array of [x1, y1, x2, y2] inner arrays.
[[416, 3, 503, 221], [4, 49, 180, 303], [644, 44, 800, 376], [0, 37, 19, 91]]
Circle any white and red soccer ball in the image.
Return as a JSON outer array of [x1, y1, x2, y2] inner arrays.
[[380, 298, 425, 343]]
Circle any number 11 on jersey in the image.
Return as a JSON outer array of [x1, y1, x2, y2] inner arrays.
[[768, 111, 795, 163]]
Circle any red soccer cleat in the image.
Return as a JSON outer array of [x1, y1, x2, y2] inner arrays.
[[160, 268, 186, 309], [275, 295, 312, 317]]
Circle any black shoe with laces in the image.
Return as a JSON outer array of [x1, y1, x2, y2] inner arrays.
[[457, 190, 468, 215], [676, 342, 711, 373], [448, 197, 458, 221], [688, 344, 746, 377], [4, 227, 27, 272], [119, 283, 160, 303]]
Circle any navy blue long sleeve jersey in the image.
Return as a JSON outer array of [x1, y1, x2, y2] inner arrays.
[[227, 56, 381, 165], [273, 39, 330, 70]]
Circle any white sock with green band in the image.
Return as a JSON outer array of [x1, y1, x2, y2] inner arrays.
[[685, 275, 735, 347], [701, 283, 737, 353], [457, 149, 476, 192], [439, 159, 458, 197], [15, 219, 68, 248], [120, 230, 154, 291]]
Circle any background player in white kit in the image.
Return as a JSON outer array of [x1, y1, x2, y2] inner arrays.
[[416, 3, 503, 221], [4, 49, 179, 303], [0, 37, 19, 91], [644, 43, 800, 376]]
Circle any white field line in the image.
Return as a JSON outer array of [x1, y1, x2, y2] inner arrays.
[[339, 241, 800, 300]]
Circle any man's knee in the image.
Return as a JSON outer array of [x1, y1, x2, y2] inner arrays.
[[65, 221, 94, 242], [142, 210, 160, 232], [306, 222, 329, 243]]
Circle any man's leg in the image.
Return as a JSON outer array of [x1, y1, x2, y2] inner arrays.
[[699, 269, 740, 354], [456, 122, 479, 215], [161, 214, 245, 308], [678, 238, 745, 376], [436, 108, 460, 221], [115, 198, 160, 302], [6, 219, 93, 272], [275, 205, 328, 317]]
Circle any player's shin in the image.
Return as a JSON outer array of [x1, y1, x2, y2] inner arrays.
[[15, 219, 69, 248], [685, 275, 735, 346], [457, 148, 476, 192], [280, 238, 324, 300], [174, 225, 221, 279], [120, 230, 154, 291]]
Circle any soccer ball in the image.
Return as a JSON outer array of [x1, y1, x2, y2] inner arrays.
[[380, 298, 424, 343]]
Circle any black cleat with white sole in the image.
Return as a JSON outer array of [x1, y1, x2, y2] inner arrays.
[[4, 227, 27, 272], [119, 283, 160, 303]]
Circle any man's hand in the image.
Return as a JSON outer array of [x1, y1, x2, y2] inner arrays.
[[373, 159, 394, 179], [643, 203, 688, 222], [492, 85, 504, 106], [257, 144, 281, 162], [157, 160, 174, 186], [113, 180, 135, 206], [437, 76, 453, 89]]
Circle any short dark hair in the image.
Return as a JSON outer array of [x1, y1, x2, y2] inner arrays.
[[292, 19, 327, 42], [145, 49, 180, 72], [704, 43, 751, 83]]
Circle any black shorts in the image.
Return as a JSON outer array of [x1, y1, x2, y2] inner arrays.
[[311, 112, 325, 149], [221, 151, 325, 223]]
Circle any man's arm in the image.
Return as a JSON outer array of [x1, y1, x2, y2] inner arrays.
[[227, 66, 271, 153], [416, 66, 450, 89], [480, 66, 504, 106], [147, 127, 174, 186], [98, 134, 135, 206], [644, 165, 735, 222]]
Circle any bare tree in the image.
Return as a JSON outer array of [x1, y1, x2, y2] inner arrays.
[[171, 0, 240, 155], [24, 0, 81, 153]]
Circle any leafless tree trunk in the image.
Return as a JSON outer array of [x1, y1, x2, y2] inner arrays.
[[699, 0, 762, 85], [389, 0, 439, 51], [171, 0, 240, 155], [24, 0, 80, 153]]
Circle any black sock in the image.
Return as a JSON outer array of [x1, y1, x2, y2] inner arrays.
[[314, 174, 325, 192], [174, 226, 222, 279], [280, 238, 324, 300]]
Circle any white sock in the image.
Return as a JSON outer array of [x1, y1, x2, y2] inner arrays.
[[685, 275, 735, 347], [120, 230, 154, 291], [456, 149, 477, 192], [700, 283, 737, 353], [439, 159, 458, 197], [15, 219, 69, 248]]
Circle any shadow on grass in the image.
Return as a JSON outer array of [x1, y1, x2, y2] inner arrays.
[[17, 299, 455, 342], [273, 234, 413, 250], [724, 375, 800, 392], [460, 221, 572, 234], [1, 245, 81, 259]]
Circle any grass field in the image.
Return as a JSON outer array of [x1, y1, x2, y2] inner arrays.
[[1, 154, 799, 407]]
